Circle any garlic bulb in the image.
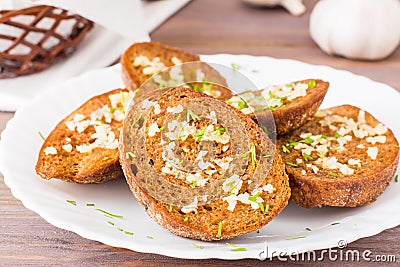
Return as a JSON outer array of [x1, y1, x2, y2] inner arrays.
[[310, 0, 400, 60], [242, 0, 306, 16]]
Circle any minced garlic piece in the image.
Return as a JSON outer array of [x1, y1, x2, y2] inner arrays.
[[262, 184, 275, 193], [148, 122, 160, 137], [181, 197, 198, 213], [76, 124, 118, 153], [171, 57, 182, 65], [348, 158, 361, 167], [339, 164, 354, 175], [134, 56, 166, 75], [367, 146, 378, 160], [44, 146, 57, 155], [366, 136, 386, 145], [166, 104, 183, 114], [62, 144, 72, 153]]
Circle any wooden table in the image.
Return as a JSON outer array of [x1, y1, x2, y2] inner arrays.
[[1, 0, 399, 265]]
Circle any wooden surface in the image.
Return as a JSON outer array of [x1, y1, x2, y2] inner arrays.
[[1, 0, 399, 265]]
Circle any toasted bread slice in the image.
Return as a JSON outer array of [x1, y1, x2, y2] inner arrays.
[[277, 105, 399, 208], [119, 87, 290, 241], [36, 89, 135, 183], [227, 79, 329, 135], [120, 42, 230, 100]]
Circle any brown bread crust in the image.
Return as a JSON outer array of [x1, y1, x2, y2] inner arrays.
[[35, 89, 127, 183], [271, 79, 329, 135], [120, 42, 231, 100], [120, 88, 291, 241], [278, 105, 399, 208], [121, 42, 200, 91], [248, 79, 329, 135]]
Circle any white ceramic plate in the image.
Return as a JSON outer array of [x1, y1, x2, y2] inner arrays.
[[1, 54, 399, 260]]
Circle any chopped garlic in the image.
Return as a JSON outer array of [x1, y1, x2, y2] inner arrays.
[[339, 164, 354, 175], [367, 146, 378, 160], [366, 136, 386, 145], [181, 197, 198, 213], [262, 184, 275, 193], [44, 146, 57, 155], [171, 57, 182, 65], [167, 104, 183, 114], [62, 144, 72, 153], [148, 122, 160, 137], [348, 158, 361, 167]]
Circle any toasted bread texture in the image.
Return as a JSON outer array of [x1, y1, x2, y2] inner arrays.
[[119, 87, 290, 241], [120, 42, 230, 100], [228, 79, 329, 135], [36, 89, 134, 184], [278, 105, 399, 208]]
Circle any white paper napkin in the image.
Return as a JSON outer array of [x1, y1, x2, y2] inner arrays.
[[0, 0, 191, 111]]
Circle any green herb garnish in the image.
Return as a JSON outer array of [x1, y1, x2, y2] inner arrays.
[[184, 217, 189, 222], [66, 200, 76, 206], [193, 125, 207, 142], [285, 236, 306, 240], [300, 137, 314, 144], [331, 222, 340, 226], [191, 180, 197, 187], [288, 139, 299, 148], [109, 106, 124, 114], [263, 154, 273, 158], [159, 125, 166, 131], [125, 151, 135, 159], [102, 157, 109, 161], [286, 162, 299, 167], [226, 243, 247, 252], [260, 125, 269, 134], [248, 192, 261, 202], [268, 90, 276, 99], [394, 175, 398, 183], [214, 127, 226, 135], [328, 172, 339, 177], [282, 145, 290, 154], [258, 203, 269, 215], [395, 145, 400, 148], [86, 203, 95, 207], [133, 112, 143, 126], [217, 221, 223, 236], [38, 131, 45, 141], [231, 63, 242, 71], [192, 243, 204, 249], [302, 152, 313, 162], [306, 227, 312, 232], [169, 204, 173, 213], [124, 231, 134, 235], [334, 132, 341, 138], [186, 109, 200, 122], [96, 208, 123, 219], [117, 227, 124, 232], [237, 99, 248, 110], [331, 147, 341, 151], [317, 152, 325, 159], [108, 221, 114, 226], [146, 235, 153, 239], [308, 80, 317, 88], [242, 143, 257, 169]]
